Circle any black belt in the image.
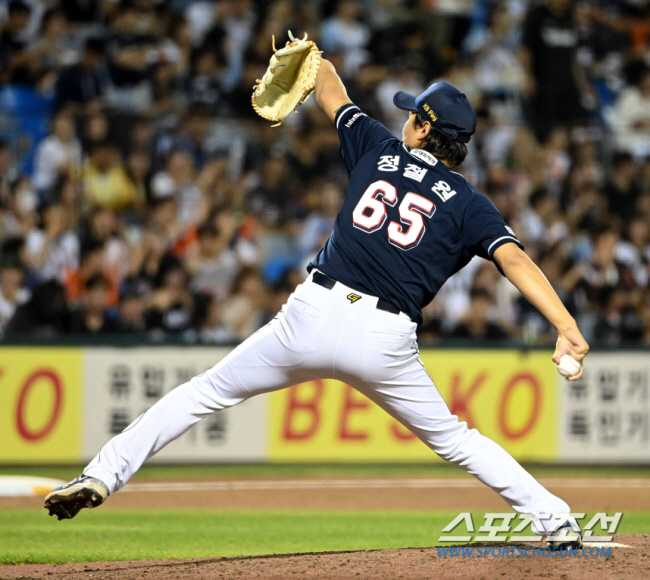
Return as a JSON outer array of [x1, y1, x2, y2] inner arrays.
[[312, 271, 402, 316]]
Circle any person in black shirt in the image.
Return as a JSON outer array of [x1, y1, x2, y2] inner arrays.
[[0, 1, 31, 84], [54, 37, 107, 112], [603, 151, 642, 223], [67, 273, 120, 333], [521, 0, 587, 142], [450, 288, 510, 340]]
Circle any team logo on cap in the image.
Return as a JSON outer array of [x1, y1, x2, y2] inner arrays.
[[422, 103, 437, 122], [347, 293, 362, 303]]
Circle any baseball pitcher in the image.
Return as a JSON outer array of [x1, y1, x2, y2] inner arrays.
[[45, 36, 589, 549]]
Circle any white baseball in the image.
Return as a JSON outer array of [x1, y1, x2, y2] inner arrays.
[[557, 354, 581, 378]]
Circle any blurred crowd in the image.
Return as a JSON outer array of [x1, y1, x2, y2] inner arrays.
[[1, 0, 650, 346]]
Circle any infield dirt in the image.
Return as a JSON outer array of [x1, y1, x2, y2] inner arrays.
[[0, 537, 646, 580]]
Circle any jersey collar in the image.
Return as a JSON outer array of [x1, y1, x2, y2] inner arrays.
[[402, 143, 439, 167]]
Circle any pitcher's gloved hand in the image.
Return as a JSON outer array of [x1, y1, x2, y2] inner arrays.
[[252, 31, 322, 126]]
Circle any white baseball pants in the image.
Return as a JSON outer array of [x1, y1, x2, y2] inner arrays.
[[84, 271, 570, 534]]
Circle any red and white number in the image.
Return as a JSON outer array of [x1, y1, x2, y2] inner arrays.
[[352, 180, 435, 250], [387, 192, 435, 249], [352, 180, 397, 233]]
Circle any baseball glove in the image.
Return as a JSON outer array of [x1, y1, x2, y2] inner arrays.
[[252, 31, 322, 126]]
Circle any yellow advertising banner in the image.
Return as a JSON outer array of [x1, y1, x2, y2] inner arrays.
[[269, 350, 557, 462], [0, 348, 82, 463]]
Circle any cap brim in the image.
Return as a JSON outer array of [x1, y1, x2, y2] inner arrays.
[[393, 91, 418, 111]]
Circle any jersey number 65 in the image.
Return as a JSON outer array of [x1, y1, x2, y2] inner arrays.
[[352, 180, 436, 250]]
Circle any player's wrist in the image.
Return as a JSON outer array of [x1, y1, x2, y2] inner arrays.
[[554, 318, 577, 335]]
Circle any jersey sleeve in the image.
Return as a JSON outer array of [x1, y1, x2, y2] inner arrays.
[[462, 191, 523, 274], [334, 104, 395, 173]]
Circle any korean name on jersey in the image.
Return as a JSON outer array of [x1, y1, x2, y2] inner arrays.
[[309, 104, 522, 325]]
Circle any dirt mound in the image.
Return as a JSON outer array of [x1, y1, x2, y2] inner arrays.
[[0, 535, 645, 580]]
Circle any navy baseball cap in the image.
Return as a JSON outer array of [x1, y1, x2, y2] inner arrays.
[[393, 82, 476, 143]]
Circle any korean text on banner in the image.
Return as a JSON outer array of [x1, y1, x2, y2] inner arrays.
[[82, 347, 268, 462], [560, 352, 650, 462]]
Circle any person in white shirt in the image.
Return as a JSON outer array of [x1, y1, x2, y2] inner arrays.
[[24, 202, 79, 283], [611, 69, 650, 159], [320, 0, 370, 78], [32, 112, 82, 194]]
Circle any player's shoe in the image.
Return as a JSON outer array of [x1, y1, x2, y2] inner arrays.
[[546, 521, 583, 550], [44, 475, 109, 520]]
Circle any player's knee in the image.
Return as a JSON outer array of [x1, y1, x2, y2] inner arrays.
[[425, 418, 474, 462], [181, 373, 242, 410]]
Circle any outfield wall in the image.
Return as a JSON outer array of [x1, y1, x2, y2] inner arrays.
[[1, 347, 648, 464]]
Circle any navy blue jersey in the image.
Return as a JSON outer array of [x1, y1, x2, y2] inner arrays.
[[309, 103, 523, 324]]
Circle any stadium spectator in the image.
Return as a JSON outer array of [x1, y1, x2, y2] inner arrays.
[[220, 266, 267, 340], [159, 17, 192, 79], [54, 36, 107, 112], [124, 150, 150, 207], [0, 237, 28, 334], [85, 207, 130, 281], [151, 148, 205, 227], [19, 8, 74, 85], [199, 0, 255, 92], [83, 141, 137, 210], [246, 155, 301, 266], [616, 215, 650, 287], [186, 218, 239, 300], [67, 273, 120, 333], [520, 187, 566, 247], [472, 4, 526, 102], [521, 0, 586, 142], [65, 238, 119, 308], [579, 229, 624, 321], [450, 287, 510, 340], [150, 61, 183, 121], [320, 0, 370, 78], [611, 68, 650, 158], [32, 112, 82, 195], [155, 104, 216, 170], [3, 177, 38, 238], [117, 288, 146, 333], [0, 1, 32, 84], [199, 296, 232, 343], [5, 279, 68, 335], [104, 2, 157, 112], [186, 49, 226, 114], [24, 201, 79, 283], [146, 196, 182, 254], [82, 112, 110, 152], [603, 151, 642, 223], [592, 286, 643, 346], [298, 180, 342, 261], [125, 223, 168, 298], [144, 257, 196, 334], [435, 0, 476, 62]]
